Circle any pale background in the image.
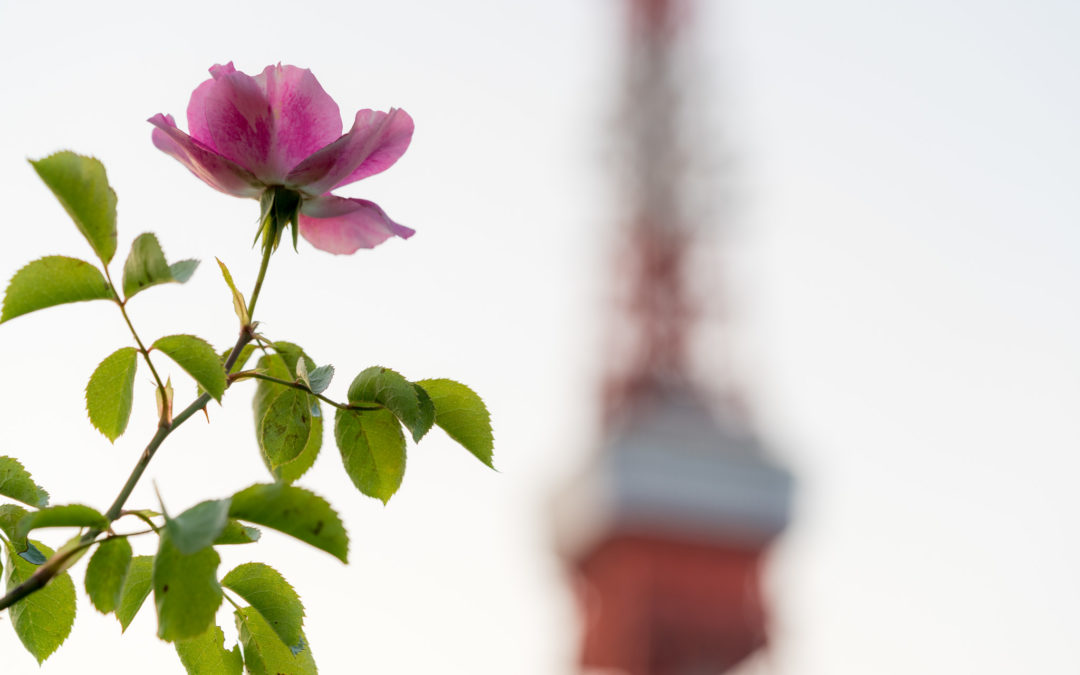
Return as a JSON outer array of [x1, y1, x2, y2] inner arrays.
[[1, 1, 1078, 673]]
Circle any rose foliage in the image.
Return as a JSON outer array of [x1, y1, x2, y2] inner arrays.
[[0, 63, 493, 673]]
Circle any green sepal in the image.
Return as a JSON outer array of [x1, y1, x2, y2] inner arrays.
[[4, 539, 76, 663], [116, 555, 154, 631], [222, 562, 304, 649], [0, 456, 49, 507], [30, 151, 117, 264], [348, 366, 435, 442], [0, 255, 113, 323], [257, 186, 302, 254], [85, 537, 132, 614], [165, 498, 231, 555], [152, 334, 226, 402], [235, 607, 316, 675], [416, 378, 495, 469], [334, 407, 407, 504], [121, 232, 198, 299], [153, 531, 223, 642], [228, 483, 348, 563], [85, 346, 138, 442], [15, 503, 107, 540], [175, 623, 243, 675]]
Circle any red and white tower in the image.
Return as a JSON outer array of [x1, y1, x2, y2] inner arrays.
[[555, 1, 792, 673]]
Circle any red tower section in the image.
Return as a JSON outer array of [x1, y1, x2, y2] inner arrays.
[[555, 1, 792, 673]]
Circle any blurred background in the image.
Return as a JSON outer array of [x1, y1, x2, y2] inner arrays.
[[1, 0, 1079, 673]]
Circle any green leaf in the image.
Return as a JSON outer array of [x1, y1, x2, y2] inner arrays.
[[153, 334, 226, 402], [229, 484, 348, 563], [235, 607, 316, 675], [258, 388, 314, 474], [294, 357, 311, 388], [222, 562, 304, 649], [0, 255, 112, 323], [5, 539, 76, 663], [153, 532, 223, 642], [20, 541, 47, 565], [121, 232, 170, 298], [253, 345, 323, 483], [165, 499, 232, 555], [274, 408, 322, 484], [334, 408, 407, 504], [85, 537, 132, 614], [0, 503, 30, 553], [85, 347, 138, 442], [121, 232, 198, 299], [213, 520, 261, 546], [348, 366, 435, 442], [15, 503, 107, 540], [222, 344, 257, 374], [265, 342, 314, 378], [215, 258, 249, 325], [307, 364, 334, 395], [175, 624, 243, 675], [0, 504, 45, 564], [30, 151, 117, 264], [416, 378, 495, 468], [252, 351, 291, 412], [116, 555, 154, 631], [170, 259, 200, 283], [0, 456, 49, 507]]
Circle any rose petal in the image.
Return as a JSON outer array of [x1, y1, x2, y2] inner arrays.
[[256, 64, 343, 174], [185, 63, 345, 183], [330, 108, 413, 189], [191, 65, 278, 180], [299, 195, 414, 254], [186, 62, 236, 152], [285, 108, 413, 195], [149, 113, 263, 198]]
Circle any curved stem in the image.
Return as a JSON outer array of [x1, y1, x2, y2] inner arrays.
[[230, 372, 376, 411], [100, 327, 254, 524], [119, 510, 161, 533], [222, 590, 243, 611], [0, 235, 278, 613], [103, 267, 168, 395], [246, 243, 273, 319]]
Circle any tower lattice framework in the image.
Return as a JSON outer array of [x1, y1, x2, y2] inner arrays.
[[556, 2, 793, 673]]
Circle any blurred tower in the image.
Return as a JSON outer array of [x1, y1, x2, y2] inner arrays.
[[554, 1, 792, 673]]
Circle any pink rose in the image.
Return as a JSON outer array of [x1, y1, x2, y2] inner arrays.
[[150, 63, 414, 254]]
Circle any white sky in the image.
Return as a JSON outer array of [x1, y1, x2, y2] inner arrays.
[[0, 0, 1078, 673]]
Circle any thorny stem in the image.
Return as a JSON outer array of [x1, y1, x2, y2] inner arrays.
[[0, 241, 276, 612]]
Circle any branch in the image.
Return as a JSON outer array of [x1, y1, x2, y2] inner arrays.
[[0, 243, 274, 612]]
